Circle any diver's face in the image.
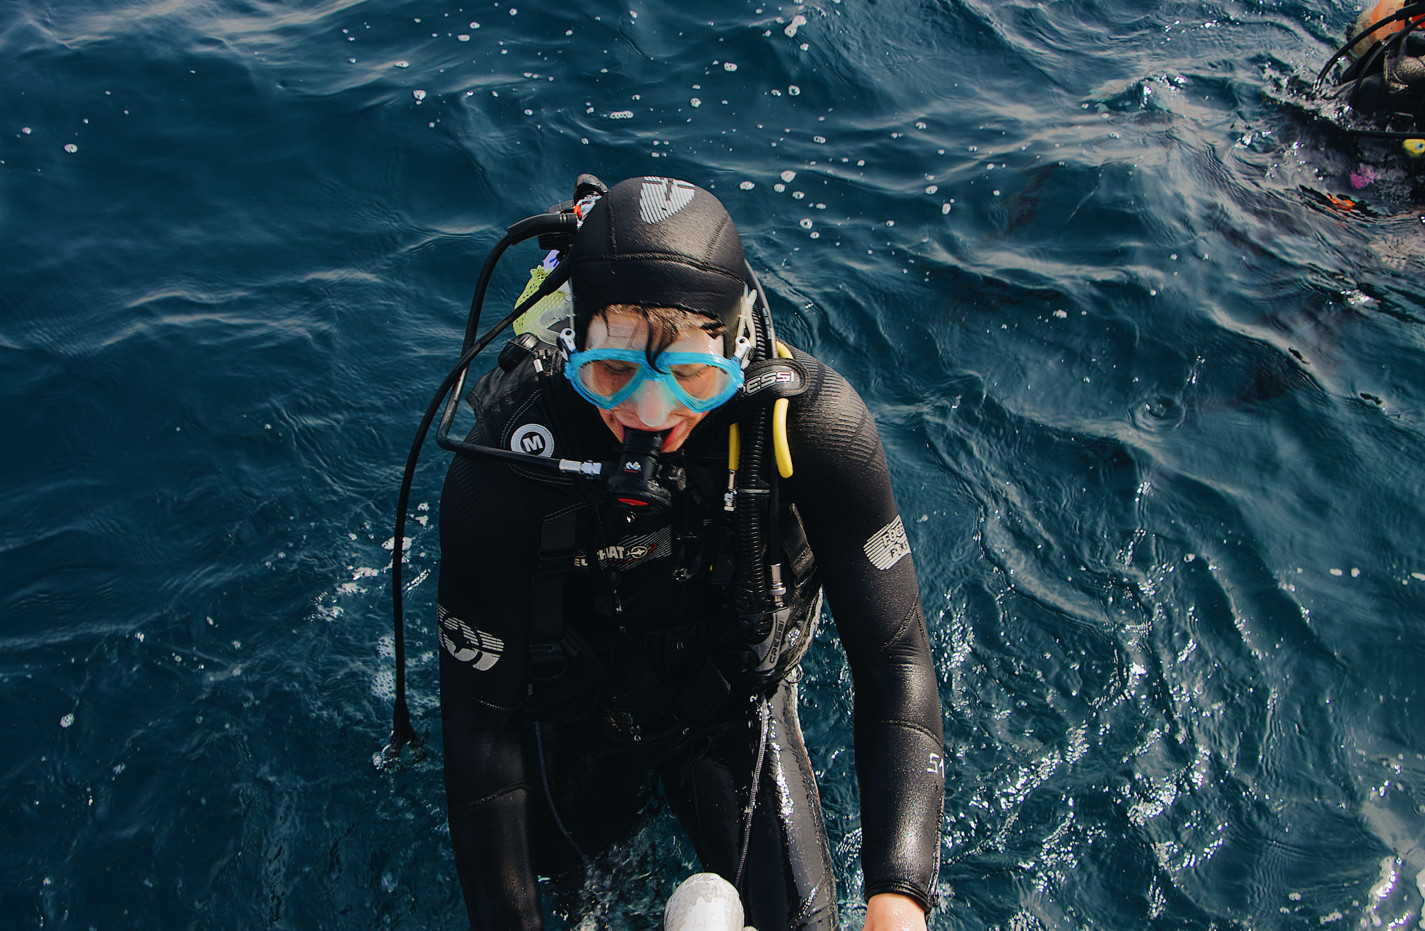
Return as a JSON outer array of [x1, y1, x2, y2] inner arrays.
[[583, 308, 722, 452]]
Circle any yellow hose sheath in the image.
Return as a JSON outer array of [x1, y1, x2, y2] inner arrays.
[[773, 341, 794, 478]]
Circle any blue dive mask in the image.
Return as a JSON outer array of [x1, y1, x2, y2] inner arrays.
[[566, 347, 744, 413]]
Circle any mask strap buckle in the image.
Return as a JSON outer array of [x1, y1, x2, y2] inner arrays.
[[557, 327, 577, 361]]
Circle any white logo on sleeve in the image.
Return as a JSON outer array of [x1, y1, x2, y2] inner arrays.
[[863, 515, 911, 570], [639, 177, 696, 224], [438, 605, 504, 671]]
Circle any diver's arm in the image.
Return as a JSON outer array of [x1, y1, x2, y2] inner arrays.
[[440, 672, 543, 930], [785, 351, 946, 913], [437, 451, 544, 930]]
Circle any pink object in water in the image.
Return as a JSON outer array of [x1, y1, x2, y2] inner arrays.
[[1350, 165, 1380, 189]]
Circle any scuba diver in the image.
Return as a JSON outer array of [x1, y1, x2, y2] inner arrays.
[[419, 176, 945, 930], [1310, 0, 1425, 201], [1317, 0, 1425, 134]]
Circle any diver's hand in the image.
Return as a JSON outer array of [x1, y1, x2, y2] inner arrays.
[[863, 892, 927, 931]]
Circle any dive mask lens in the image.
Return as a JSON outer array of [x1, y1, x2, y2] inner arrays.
[[573, 351, 644, 407], [568, 349, 743, 413]]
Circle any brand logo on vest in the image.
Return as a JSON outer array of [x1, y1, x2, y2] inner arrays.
[[573, 527, 671, 568], [511, 423, 555, 457], [745, 368, 796, 395], [639, 177, 696, 225], [438, 605, 504, 671]]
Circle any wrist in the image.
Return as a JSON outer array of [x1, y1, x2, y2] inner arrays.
[[865, 892, 927, 931]]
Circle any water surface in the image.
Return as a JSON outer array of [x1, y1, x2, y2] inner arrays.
[[4, 0, 1424, 928]]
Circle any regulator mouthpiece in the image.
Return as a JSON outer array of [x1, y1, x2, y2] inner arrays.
[[605, 429, 680, 515]]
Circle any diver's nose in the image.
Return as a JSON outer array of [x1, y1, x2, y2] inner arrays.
[[632, 378, 676, 428]]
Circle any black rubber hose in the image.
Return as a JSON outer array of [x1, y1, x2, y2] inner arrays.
[[383, 213, 576, 762], [734, 265, 777, 633]]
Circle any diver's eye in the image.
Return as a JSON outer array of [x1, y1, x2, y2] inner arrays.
[[582, 359, 640, 395], [598, 360, 639, 378], [669, 363, 730, 401], [670, 363, 713, 382]]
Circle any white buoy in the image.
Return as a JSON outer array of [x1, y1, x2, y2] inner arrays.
[[663, 872, 752, 931]]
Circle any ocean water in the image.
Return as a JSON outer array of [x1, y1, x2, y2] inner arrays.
[[4, 0, 1425, 928]]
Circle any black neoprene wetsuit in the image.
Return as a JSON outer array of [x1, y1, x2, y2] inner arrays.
[[437, 344, 945, 930]]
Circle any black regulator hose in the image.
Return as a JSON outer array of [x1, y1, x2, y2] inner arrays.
[[459, 212, 576, 353], [383, 212, 577, 764], [436, 257, 573, 455], [733, 262, 790, 675]]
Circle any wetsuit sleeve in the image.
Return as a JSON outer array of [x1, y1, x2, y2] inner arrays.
[[438, 447, 544, 930], [784, 351, 946, 912]]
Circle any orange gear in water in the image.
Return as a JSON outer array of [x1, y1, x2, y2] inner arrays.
[[1349, 0, 1425, 58]]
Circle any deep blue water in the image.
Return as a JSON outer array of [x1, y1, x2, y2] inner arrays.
[[5, 0, 1425, 928]]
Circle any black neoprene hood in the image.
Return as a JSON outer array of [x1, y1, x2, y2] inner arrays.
[[570, 176, 752, 347]]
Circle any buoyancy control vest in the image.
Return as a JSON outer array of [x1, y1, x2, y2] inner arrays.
[[466, 337, 822, 744]]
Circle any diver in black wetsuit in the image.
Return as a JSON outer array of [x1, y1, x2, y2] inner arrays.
[[436, 177, 944, 930], [1295, 2, 1425, 207]]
